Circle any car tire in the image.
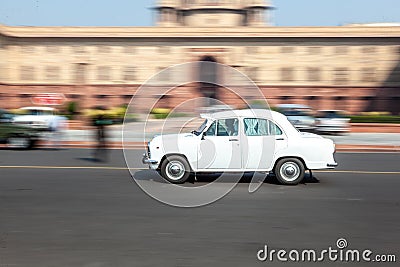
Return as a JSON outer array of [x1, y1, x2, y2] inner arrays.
[[274, 158, 305, 185], [160, 155, 191, 184], [7, 136, 33, 149]]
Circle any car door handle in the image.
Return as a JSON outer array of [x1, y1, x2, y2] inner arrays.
[[275, 137, 285, 141], [229, 138, 239, 141]]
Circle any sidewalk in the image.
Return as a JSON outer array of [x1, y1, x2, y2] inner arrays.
[[350, 123, 400, 133]]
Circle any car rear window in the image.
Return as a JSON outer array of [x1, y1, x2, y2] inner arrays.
[[244, 118, 282, 136]]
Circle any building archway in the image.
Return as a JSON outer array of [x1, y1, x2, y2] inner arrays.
[[198, 55, 220, 106]]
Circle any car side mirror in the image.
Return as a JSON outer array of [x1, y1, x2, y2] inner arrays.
[[201, 132, 207, 140]]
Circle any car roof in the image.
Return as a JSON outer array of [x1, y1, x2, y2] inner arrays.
[[19, 106, 55, 111], [201, 109, 287, 121]]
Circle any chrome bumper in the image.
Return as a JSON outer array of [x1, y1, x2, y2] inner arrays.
[[142, 153, 158, 165]]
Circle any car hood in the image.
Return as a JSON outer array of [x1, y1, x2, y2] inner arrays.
[[151, 133, 195, 143]]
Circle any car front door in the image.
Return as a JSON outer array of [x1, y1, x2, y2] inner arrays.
[[197, 118, 242, 170]]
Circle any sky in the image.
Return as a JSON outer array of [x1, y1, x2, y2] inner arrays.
[[0, 0, 400, 27]]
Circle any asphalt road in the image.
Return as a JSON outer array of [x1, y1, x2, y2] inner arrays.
[[0, 149, 399, 267]]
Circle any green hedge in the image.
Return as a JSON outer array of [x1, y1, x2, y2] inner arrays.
[[83, 105, 137, 124], [349, 115, 400, 124], [151, 108, 170, 119]]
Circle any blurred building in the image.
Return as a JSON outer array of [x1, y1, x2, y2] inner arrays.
[[0, 0, 400, 114]]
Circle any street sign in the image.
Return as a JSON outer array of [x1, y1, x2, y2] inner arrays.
[[31, 93, 66, 106]]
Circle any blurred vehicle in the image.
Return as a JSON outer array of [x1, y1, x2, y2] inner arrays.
[[315, 110, 350, 135], [198, 104, 233, 114], [275, 104, 316, 132], [12, 106, 64, 131], [0, 109, 40, 149]]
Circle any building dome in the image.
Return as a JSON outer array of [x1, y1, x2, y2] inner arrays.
[[155, 0, 274, 27], [154, 0, 180, 26], [243, 0, 271, 8], [157, 0, 179, 8]]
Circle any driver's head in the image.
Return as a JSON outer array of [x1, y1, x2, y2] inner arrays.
[[226, 119, 234, 127]]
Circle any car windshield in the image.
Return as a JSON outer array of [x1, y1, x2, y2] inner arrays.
[[176, 118, 208, 136], [193, 119, 208, 136], [282, 109, 312, 117]]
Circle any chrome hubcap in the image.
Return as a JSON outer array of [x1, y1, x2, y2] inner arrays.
[[166, 161, 185, 181], [280, 162, 300, 182], [285, 166, 296, 176]]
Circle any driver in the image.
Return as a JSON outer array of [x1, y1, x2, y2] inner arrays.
[[225, 119, 238, 136]]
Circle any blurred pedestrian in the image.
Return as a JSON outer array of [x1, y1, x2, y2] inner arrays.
[[92, 109, 112, 162], [49, 115, 67, 149]]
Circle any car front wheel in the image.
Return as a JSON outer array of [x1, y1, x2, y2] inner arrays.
[[274, 158, 305, 185], [160, 155, 191, 184]]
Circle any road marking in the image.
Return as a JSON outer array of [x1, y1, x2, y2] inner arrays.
[[337, 151, 400, 154], [0, 166, 146, 170], [314, 170, 400, 174], [0, 166, 399, 174]]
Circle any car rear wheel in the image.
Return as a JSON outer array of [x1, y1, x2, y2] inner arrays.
[[274, 158, 305, 185], [160, 155, 191, 184]]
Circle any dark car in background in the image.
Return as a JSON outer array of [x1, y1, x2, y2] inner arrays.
[[0, 109, 40, 149], [275, 104, 316, 132], [315, 110, 351, 135]]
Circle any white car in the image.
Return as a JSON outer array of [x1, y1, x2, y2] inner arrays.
[[275, 104, 316, 132], [12, 107, 65, 131], [315, 110, 351, 134], [142, 109, 337, 185]]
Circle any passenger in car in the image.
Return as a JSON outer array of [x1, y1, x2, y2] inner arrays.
[[226, 118, 238, 136]]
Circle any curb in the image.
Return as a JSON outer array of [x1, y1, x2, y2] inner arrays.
[[350, 123, 400, 134], [335, 144, 400, 152]]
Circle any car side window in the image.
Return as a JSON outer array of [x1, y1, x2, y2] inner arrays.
[[244, 118, 282, 136], [205, 119, 239, 137], [217, 119, 238, 136], [269, 121, 283, 136]]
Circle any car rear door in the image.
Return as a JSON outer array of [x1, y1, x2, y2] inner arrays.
[[242, 118, 288, 170]]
